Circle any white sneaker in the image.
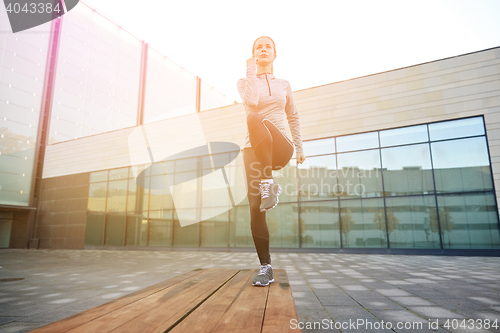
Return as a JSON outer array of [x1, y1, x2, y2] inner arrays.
[[259, 182, 281, 212], [252, 264, 274, 286]]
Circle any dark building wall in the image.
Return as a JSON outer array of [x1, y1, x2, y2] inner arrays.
[[9, 210, 33, 248], [37, 173, 90, 249]]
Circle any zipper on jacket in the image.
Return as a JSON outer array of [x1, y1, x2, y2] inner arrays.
[[265, 73, 271, 96]]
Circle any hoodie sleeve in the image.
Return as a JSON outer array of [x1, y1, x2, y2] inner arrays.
[[285, 81, 303, 154], [237, 63, 259, 107]]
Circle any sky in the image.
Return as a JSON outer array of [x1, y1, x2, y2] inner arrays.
[[80, 0, 500, 103]]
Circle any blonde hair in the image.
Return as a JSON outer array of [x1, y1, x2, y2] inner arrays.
[[252, 36, 276, 74]]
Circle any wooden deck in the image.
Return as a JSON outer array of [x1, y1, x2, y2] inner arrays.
[[29, 268, 300, 333]]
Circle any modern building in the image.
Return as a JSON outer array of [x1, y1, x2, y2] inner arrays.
[[1, 2, 500, 255]]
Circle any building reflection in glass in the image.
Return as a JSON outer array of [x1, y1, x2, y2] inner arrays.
[[85, 116, 500, 250]]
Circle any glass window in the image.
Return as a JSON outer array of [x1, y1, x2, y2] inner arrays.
[[136, 164, 151, 177], [105, 214, 125, 246], [298, 155, 337, 201], [303, 138, 335, 156], [149, 174, 172, 190], [274, 158, 298, 203], [230, 151, 240, 164], [266, 203, 299, 248], [106, 180, 127, 213], [150, 162, 166, 176], [336, 132, 379, 153], [172, 171, 198, 209], [109, 167, 129, 180], [126, 212, 148, 246], [211, 153, 231, 170], [50, 2, 141, 143], [84, 213, 104, 246], [148, 210, 173, 247], [88, 182, 107, 212], [228, 205, 252, 248], [437, 193, 500, 249], [201, 211, 229, 247], [202, 153, 231, 171], [429, 117, 484, 141], [144, 47, 196, 123], [431, 137, 493, 193], [385, 196, 440, 249], [0, 151, 33, 205], [0, 14, 50, 206], [132, 165, 150, 189], [200, 171, 231, 209], [200, 80, 233, 112], [340, 198, 387, 248], [380, 124, 428, 147], [381, 143, 434, 196], [127, 178, 139, 212], [201, 156, 212, 170], [79, 114, 500, 252], [90, 170, 108, 183], [142, 183, 150, 212], [149, 175, 173, 211], [226, 162, 248, 206], [300, 201, 340, 248], [164, 161, 175, 174], [175, 157, 198, 172], [337, 150, 383, 198], [172, 210, 199, 247]]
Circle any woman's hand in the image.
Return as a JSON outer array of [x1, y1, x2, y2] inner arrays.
[[246, 57, 258, 67], [296, 152, 306, 165]]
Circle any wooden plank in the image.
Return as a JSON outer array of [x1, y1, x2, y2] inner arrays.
[[169, 269, 255, 333], [262, 269, 300, 333], [67, 269, 238, 333], [111, 269, 239, 333], [30, 268, 301, 333], [208, 269, 269, 333], [29, 268, 207, 333]]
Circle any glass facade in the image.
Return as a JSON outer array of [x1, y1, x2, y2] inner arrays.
[[49, 2, 142, 144], [0, 0, 230, 211], [199, 80, 233, 112], [45, 2, 232, 143], [144, 48, 233, 123], [0, 0, 232, 207], [0, 5, 51, 206], [144, 47, 197, 123], [85, 116, 500, 250], [86, 149, 243, 247]]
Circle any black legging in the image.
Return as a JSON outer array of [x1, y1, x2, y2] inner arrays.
[[243, 113, 294, 265]]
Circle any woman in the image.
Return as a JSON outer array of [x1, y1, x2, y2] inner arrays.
[[237, 36, 306, 287]]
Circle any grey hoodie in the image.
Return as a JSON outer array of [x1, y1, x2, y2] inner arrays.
[[237, 63, 303, 153]]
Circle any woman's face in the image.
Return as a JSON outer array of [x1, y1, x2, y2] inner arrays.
[[253, 37, 275, 65]]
